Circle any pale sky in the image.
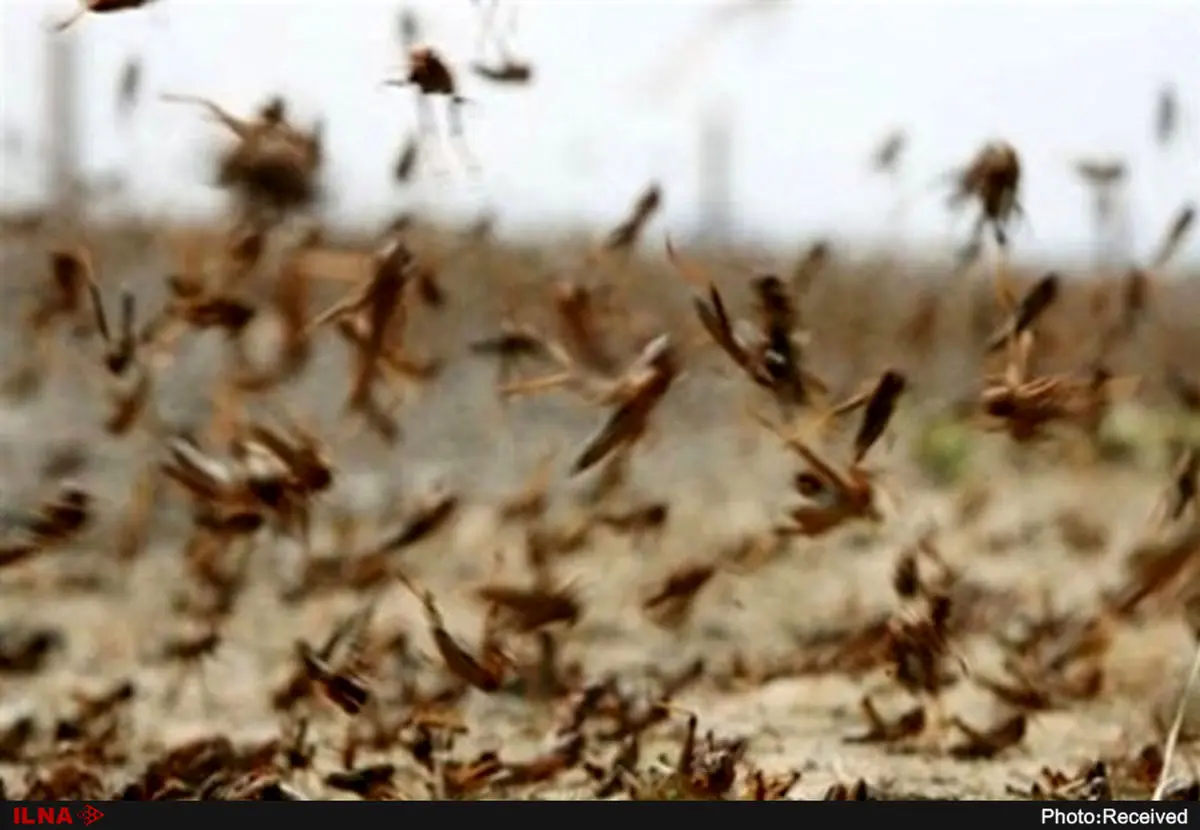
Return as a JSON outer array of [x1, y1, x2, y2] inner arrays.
[[1, 0, 1198, 262]]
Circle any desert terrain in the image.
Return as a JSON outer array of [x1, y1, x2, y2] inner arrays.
[[0, 218, 1198, 801]]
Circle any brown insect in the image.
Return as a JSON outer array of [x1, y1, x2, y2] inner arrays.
[[495, 448, 558, 522], [273, 611, 362, 713], [116, 57, 142, 120], [1070, 157, 1127, 230], [948, 712, 1027, 760], [979, 277, 1134, 444], [472, 57, 534, 85], [602, 183, 662, 254], [373, 486, 459, 554], [308, 233, 425, 442], [471, 0, 534, 88], [29, 249, 94, 336], [569, 334, 678, 476], [398, 6, 421, 49], [0, 625, 63, 674], [1156, 82, 1179, 148], [325, 764, 397, 800], [642, 562, 716, 630], [137, 254, 260, 380], [399, 574, 509, 693], [474, 583, 581, 634], [885, 551, 962, 698], [296, 600, 376, 716], [1072, 157, 1127, 187], [760, 369, 905, 537], [160, 435, 267, 539], [21, 761, 106, 801], [595, 501, 670, 544], [87, 281, 154, 437], [1012, 761, 1113, 801], [228, 410, 335, 552], [624, 712, 748, 800], [471, 322, 554, 397], [845, 695, 926, 744], [0, 483, 92, 569], [158, 623, 223, 708], [971, 660, 1063, 712], [162, 93, 323, 221], [983, 271, 1059, 353], [468, 0, 534, 87], [233, 229, 323, 392], [1147, 446, 1200, 532], [60, 679, 136, 739], [502, 332, 679, 475], [4, 249, 97, 399], [946, 140, 1023, 247], [54, 0, 156, 32], [790, 239, 830, 297], [385, 46, 476, 172], [1152, 203, 1195, 269], [666, 238, 825, 411], [871, 129, 907, 175], [824, 778, 875, 800], [438, 751, 505, 799], [393, 133, 421, 184], [492, 734, 584, 788], [552, 280, 620, 376]]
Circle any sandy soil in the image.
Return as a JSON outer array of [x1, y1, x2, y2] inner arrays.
[[0, 228, 1197, 800]]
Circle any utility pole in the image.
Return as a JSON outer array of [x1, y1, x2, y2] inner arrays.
[[696, 98, 734, 248], [45, 24, 81, 223]]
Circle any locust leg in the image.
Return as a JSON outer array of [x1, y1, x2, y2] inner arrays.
[[387, 350, 441, 381], [820, 386, 873, 425], [499, 370, 576, 399], [914, 691, 948, 753], [307, 294, 364, 333], [472, 0, 503, 59], [116, 461, 159, 564], [991, 231, 1016, 317], [145, 317, 190, 370], [206, 371, 242, 448], [52, 6, 87, 32], [445, 99, 480, 177], [413, 96, 449, 176], [195, 659, 218, 715]]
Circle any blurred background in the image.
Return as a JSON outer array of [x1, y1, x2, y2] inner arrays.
[[1, 0, 1198, 264]]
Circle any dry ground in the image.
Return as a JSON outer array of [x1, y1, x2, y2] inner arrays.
[[1, 223, 1199, 799]]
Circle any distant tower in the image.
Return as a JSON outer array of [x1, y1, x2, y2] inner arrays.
[[45, 24, 81, 221], [696, 98, 733, 247]]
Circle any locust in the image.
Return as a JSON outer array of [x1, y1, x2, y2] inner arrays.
[[945, 140, 1023, 248], [753, 369, 902, 537], [86, 280, 154, 437], [978, 274, 1136, 444], [385, 46, 476, 173], [501, 331, 680, 476], [602, 183, 662, 254], [307, 233, 437, 442], [4, 250, 96, 400], [296, 600, 377, 716], [757, 369, 906, 537], [0, 483, 93, 569], [161, 93, 322, 222], [666, 237, 827, 412]]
